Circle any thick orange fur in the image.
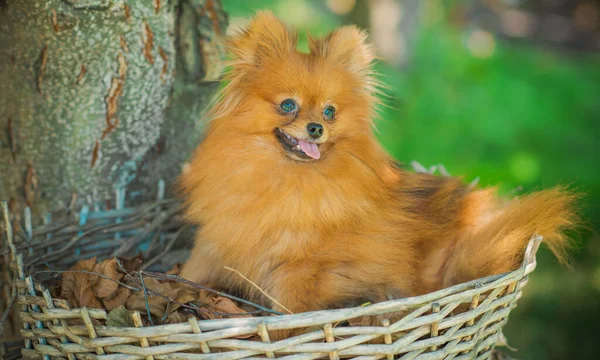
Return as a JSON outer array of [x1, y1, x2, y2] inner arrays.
[[178, 11, 580, 319]]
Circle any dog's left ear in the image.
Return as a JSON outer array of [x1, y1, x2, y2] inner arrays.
[[309, 26, 375, 77]]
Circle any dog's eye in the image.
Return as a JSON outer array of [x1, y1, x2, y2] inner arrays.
[[323, 105, 336, 120], [280, 99, 297, 113]]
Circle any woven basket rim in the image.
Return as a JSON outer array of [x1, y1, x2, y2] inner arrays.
[[10, 236, 541, 331]]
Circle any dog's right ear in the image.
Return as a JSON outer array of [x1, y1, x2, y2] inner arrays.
[[309, 25, 375, 79], [227, 10, 297, 68]]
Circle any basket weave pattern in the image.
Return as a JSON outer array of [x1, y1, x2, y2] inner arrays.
[[1, 199, 539, 360]]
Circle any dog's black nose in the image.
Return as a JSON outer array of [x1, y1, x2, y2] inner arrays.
[[307, 123, 324, 139]]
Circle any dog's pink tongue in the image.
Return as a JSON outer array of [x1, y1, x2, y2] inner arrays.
[[299, 140, 320, 160]]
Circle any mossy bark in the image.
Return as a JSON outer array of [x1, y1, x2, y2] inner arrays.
[[0, 0, 227, 220]]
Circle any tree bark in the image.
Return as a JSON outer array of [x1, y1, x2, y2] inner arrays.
[[0, 0, 227, 221]]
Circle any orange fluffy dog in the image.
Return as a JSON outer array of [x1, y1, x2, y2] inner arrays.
[[179, 11, 578, 316]]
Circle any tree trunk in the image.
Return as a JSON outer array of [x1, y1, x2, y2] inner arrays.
[[0, 0, 227, 221]]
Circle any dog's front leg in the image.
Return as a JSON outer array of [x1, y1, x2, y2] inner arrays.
[[179, 238, 223, 288], [263, 265, 341, 341]]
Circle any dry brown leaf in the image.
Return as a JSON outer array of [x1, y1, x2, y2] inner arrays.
[[60, 257, 103, 309], [165, 311, 194, 324], [59, 256, 262, 328], [166, 263, 181, 275], [91, 258, 123, 298], [126, 295, 166, 318], [192, 295, 255, 338], [125, 277, 195, 319], [194, 293, 251, 322], [123, 278, 252, 326], [195, 289, 214, 304], [103, 287, 131, 311], [348, 315, 373, 327], [121, 254, 144, 272], [170, 290, 198, 311], [211, 296, 250, 317], [238, 302, 259, 313], [162, 288, 203, 323], [127, 296, 167, 319]]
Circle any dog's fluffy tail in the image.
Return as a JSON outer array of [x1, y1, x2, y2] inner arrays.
[[442, 186, 580, 287]]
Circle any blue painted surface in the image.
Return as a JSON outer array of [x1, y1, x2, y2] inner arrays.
[[76, 205, 90, 257]]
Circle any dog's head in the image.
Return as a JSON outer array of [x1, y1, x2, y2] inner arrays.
[[211, 11, 381, 163]]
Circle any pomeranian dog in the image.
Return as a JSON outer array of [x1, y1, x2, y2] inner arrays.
[[178, 11, 578, 317]]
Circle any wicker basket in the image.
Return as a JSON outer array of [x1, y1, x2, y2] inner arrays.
[[0, 192, 538, 360]]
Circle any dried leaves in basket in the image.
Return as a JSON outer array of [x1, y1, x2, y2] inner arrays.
[[125, 272, 252, 324], [60, 257, 121, 309], [57, 256, 256, 327]]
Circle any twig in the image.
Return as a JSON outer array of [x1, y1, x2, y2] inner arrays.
[[162, 301, 172, 323], [224, 266, 293, 314], [1, 201, 17, 261], [33, 270, 138, 290], [110, 207, 181, 257], [411, 160, 430, 174], [469, 176, 481, 189], [115, 259, 268, 318], [22, 200, 179, 250], [15, 222, 53, 269], [31, 220, 71, 238], [26, 218, 145, 268], [142, 231, 162, 259], [139, 272, 153, 326], [10, 201, 184, 263], [139, 270, 283, 315], [140, 225, 188, 271], [126, 266, 283, 315], [0, 288, 17, 338], [438, 164, 451, 177]]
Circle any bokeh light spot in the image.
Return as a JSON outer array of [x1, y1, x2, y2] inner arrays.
[[509, 152, 540, 185], [501, 9, 535, 38], [275, 0, 314, 27], [326, 0, 356, 15], [574, 2, 599, 31], [467, 30, 495, 59]]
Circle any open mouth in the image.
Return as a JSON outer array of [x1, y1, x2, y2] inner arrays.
[[274, 128, 321, 160]]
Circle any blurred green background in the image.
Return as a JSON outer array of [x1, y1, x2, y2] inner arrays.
[[222, 0, 599, 359]]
